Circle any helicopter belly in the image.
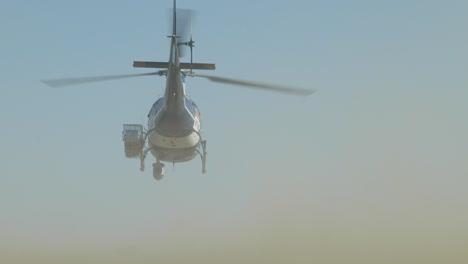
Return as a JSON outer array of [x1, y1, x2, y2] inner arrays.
[[148, 130, 200, 149]]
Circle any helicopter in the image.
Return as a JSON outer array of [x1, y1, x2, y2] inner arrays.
[[42, 0, 314, 180]]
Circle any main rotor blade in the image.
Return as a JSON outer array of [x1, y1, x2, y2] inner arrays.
[[191, 73, 315, 96], [42, 71, 164, 88]]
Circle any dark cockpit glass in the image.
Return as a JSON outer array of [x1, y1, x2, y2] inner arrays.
[[185, 97, 195, 114], [148, 98, 164, 117], [154, 98, 164, 112]]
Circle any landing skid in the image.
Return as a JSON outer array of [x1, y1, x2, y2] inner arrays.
[[139, 146, 153, 172], [196, 140, 207, 174], [138, 130, 208, 176]]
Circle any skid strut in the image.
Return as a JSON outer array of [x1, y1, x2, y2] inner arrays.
[[139, 147, 153, 172], [192, 130, 207, 174], [139, 129, 207, 174], [196, 140, 207, 174]]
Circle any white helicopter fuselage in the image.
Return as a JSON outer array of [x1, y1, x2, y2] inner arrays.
[[146, 68, 203, 163], [147, 121, 200, 149], [147, 79, 201, 145]]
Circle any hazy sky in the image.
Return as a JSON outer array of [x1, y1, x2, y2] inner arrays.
[[1, 0, 468, 263]]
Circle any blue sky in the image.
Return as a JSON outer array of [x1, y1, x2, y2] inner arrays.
[[1, 0, 468, 263]]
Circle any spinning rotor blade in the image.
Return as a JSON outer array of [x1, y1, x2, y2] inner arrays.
[[168, 9, 197, 58], [42, 71, 165, 88], [190, 73, 315, 96]]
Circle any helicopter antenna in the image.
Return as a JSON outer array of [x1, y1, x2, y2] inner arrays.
[[173, 0, 177, 36]]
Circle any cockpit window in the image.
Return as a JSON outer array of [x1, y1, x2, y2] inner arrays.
[[149, 98, 164, 117], [185, 97, 201, 121], [154, 98, 164, 112], [185, 97, 195, 114]]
